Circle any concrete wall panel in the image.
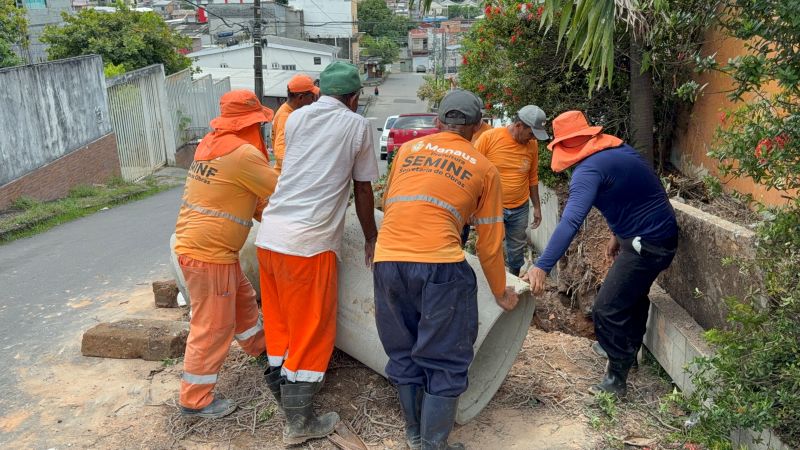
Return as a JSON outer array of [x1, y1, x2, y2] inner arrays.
[[0, 55, 111, 186]]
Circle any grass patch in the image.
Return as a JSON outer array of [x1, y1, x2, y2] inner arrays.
[[0, 176, 172, 244]]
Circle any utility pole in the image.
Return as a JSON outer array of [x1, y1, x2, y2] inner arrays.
[[253, 0, 264, 102], [441, 28, 446, 82]]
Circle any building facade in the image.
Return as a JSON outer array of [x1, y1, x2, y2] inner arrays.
[[188, 37, 339, 72], [14, 0, 74, 63], [205, 2, 305, 42]]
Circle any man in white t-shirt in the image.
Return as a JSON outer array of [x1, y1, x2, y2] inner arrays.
[[255, 61, 379, 446]]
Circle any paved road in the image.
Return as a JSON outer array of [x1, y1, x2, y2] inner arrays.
[[0, 75, 425, 416], [0, 186, 184, 412], [364, 72, 429, 176]]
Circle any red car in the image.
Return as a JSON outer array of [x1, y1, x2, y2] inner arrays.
[[386, 113, 439, 165]]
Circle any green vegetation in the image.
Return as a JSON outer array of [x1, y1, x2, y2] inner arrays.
[[670, 2, 800, 446], [41, 2, 192, 75], [358, 0, 413, 42], [0, 0, 28, 68], [361, 35, 400, 71], [0, 177, 173, 244]]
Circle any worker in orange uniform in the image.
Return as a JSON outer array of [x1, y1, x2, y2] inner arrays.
[[374, 89, 519, 450], [174, 90, 278, 419], [474, 105, 549, 276], [271, 74, 319, 172], [471, 119, 492, 144], [255, 61, 379, 445]]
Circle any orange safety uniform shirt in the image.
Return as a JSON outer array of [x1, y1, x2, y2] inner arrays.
[[474, 127, 539, 209], [471, 121, 492, 144], [271, 102, 294, 172], [374, 131, 507, 298], [174, 144, 278, 264]]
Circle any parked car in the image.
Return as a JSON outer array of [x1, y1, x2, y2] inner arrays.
[[415, 65, 427, 73], [378, 115, 399, 160], [386, 113, 439, 165]]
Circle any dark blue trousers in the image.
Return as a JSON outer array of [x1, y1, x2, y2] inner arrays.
[[373, 261, 478, 397]]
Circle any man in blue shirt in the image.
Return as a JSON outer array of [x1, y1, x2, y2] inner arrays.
[[524, 110, 678, 397]]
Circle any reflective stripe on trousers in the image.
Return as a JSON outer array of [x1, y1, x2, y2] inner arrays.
[[182, 372, 218, 385], [235, 317, 263, 341]]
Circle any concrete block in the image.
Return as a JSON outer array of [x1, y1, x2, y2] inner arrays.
[[647, 287, 793, 450], [659, 200, 764, 330], [81, 319, 189, 361], [646, 285, 713, 394], [152, 279, 180, 308]]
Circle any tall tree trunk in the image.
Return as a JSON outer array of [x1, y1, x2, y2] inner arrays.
[[629, 34, 655, 167]]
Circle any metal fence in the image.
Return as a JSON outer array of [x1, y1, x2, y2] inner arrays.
[[107, 65, 175, 181], [165, 70, 230, 150], [108, 65, 230, 181]]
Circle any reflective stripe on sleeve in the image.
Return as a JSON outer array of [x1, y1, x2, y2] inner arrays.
[[181, 200, 253, 228], [385, 195, 463, 224], [234, 318, 263, 341], [182, 372, 218, 385], [471, 216, 503, 225]]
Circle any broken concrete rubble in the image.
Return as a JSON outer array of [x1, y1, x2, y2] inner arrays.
[[81, 319, 189, 361], [152, 280, 180, 308]]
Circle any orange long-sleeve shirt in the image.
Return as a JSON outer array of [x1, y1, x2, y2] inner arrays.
[[174, 144, 278, 264], [271, 102, 294, 172], [374, 131, 507, 298], [474, 127, 539, 209]]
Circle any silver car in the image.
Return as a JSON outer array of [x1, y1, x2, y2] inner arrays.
[[378, 115, 399, 160]]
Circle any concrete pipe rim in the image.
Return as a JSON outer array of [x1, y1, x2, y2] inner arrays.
[[456, 292, 535, 424]]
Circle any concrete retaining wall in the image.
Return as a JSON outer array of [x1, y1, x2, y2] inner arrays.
[[645, 285, 792, 450], [0, 55, 112, 187], [527, 182, 560, 255], [658, 200, 763, 330], [0, 133, 120, 210]]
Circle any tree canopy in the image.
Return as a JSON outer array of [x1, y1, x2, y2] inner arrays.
[[361, 35, 399, 70], [41, 3, 192, 75], [358, 0, 413, 42], [0, 0, 29, 68]]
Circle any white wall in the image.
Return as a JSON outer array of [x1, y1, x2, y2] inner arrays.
[[289, 0, 354, 38], [0, 55, 111, 185], [264, 46, 334, 71], [191, 45, 335, 71]]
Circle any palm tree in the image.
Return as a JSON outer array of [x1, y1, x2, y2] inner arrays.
[[417, 0, 661, 164]]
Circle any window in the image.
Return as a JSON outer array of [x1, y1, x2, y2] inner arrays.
[[17, 0, 46, 8], [271, 62, 279, 69], [281, 64, 297, 70], [313, 57, 321, 65]]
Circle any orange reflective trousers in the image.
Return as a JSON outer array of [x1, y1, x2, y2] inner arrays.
[[179, 255, 265, 409], [257, 248, 338, 383]]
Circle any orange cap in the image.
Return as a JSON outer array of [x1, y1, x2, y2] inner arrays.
[[209, 89, 274, 131], [287, 74, 320, 95]]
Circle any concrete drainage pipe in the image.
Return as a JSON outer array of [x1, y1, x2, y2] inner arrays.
[[171, 207, 535, 424]]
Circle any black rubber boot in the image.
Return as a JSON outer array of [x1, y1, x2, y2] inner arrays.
[[588, 359, 632, 398], [420, 392, 465, 450], [263, 366, 284, 404], [281, 381, 339, 445], [397, 385, 422, 449], [591, 342, 639, 369]]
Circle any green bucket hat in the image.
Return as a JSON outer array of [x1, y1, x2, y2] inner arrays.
[[320, 61, 362, 96]]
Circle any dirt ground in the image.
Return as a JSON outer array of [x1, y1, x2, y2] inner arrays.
[[0, 282, 695, 450]]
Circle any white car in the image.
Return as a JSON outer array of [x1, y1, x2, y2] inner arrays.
[[378, 115, 399, 160]]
